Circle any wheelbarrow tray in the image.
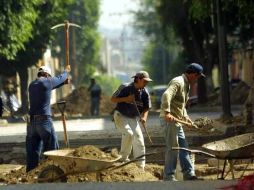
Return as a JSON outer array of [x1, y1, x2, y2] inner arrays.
[[202, 133, 254, 159], [43, 149, 121, 174]]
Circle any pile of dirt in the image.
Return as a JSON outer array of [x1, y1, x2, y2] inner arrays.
[[51, 86, 115, 117], [0, 145, 162, 184], [208, 81, 250, 105], [183, 117, 223, 135], [68, 145, 119, 161]]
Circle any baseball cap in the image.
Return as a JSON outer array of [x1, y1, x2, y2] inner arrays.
[[38, 65, 52, 76], [132, 71, 153, 81], [185, 63, 205, 77]]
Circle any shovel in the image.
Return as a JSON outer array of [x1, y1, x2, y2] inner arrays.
[[57, 101, 70, 148], [133, 101, 153, 144]]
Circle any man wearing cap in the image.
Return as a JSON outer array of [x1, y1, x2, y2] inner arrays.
[[111, 71, 152, 171], [160, 63, 205, 181], [26, 65, 71, 172]]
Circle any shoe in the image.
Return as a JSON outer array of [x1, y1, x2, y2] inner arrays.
[[119, 157, 130, 163], [164, 176, 178, 181], [183, 175, 203, 180], [137, 165, 145, 172]]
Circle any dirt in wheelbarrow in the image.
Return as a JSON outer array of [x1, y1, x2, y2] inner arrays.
[[0, 145, 163, 184], [67, 145, 120, 161]]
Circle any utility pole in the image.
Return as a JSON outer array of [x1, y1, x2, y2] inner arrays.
[[216, 0, 232, 118]]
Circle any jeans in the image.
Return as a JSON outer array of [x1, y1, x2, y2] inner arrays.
[[26, 117, 59, 172], [113, 111, 145, 168], [91, 97, 100, 116], [160, 118, 195, 180]]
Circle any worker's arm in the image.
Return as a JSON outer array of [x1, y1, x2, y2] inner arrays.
[[111, 94, 134, 103]]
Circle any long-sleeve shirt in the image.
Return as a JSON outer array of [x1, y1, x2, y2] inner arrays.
[[29, 71, 68, 116], [159, 74, 190, 120]]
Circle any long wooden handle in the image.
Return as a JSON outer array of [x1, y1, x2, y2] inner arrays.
[[173, 117, 192, 126], [133, 100, 153, 144], [141, 122, 153, 144], [62, 114, 70, 148], [173, 117, 198, 128], [65, 22, 70, 66]]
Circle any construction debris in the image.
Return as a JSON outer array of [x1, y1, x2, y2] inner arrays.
[[51, 86, 115, 117]]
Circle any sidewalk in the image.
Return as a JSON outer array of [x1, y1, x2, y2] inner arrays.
[[0, 104, 243, 144]]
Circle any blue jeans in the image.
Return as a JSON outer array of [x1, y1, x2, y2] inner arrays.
[[160, 118, 195, 180], [26, 117, 59, 172]]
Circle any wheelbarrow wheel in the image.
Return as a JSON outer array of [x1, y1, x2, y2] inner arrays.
[[38, 165, 67, 183]]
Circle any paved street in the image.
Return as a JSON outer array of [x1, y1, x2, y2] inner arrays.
[[0, 105, 243, 144]]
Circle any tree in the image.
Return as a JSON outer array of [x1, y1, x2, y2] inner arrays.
[[0, 0, 72, 113], [0, 0, 40, 61], [133, 0, 183, 85], [52, 0, 101, 87]]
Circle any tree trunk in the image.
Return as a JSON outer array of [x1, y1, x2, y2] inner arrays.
[[18, 68, 29, 114]]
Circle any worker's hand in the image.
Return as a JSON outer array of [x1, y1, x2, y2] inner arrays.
[[65, 65, 71, 72], [165, 112, 175, 122], [125, 94, 135, 103], [140, 117, 146, 125], [185, 117, 198, 129], [64, 77, 71, 84]]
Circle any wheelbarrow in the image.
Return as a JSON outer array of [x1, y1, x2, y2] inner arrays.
[[172, 133, 254, 179], [37, 148, 158, 182], [38, 149, 122, 182]]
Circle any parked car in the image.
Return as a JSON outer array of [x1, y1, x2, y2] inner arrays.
[[150, 85, 167, 110]]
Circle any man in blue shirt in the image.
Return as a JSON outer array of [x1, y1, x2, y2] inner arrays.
[[26, 65, 71, 172], [111, 71, 152, 171]]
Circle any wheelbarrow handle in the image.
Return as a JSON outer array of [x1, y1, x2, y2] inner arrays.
[[172, 147, 216, 158]]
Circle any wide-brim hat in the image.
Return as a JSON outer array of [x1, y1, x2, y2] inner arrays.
[[132, 71, 153, 81]]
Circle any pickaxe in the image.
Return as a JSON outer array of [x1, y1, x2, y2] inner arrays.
[[51, 21, 80, 148], [51, 20, 81, 66]]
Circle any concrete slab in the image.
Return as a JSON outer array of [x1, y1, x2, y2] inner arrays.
[[0, 180, 236, 190]]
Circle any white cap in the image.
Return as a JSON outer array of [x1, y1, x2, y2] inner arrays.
[[38, 66, 51, 76]]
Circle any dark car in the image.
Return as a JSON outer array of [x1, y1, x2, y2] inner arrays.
[[150, 85, 167, 110]]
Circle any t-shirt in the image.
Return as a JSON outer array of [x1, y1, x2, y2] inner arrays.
[[112, 82, 151, 118]]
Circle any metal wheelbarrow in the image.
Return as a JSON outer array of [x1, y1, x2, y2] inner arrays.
[[172, 133, 254, 179], [38, 149, 122, 182]]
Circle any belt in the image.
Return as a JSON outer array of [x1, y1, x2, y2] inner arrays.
[[30, 115, 50, 121]]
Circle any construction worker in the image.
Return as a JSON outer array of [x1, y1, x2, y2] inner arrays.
[[111, 71, 152, 171], [160, 63, 205, 181], [88, 78, 101, 116], [26, 65, 71, 172]]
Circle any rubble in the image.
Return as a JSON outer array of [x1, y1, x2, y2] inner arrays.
[[51, 86, 115, 117]]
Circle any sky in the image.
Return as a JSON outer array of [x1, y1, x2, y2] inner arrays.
[[99, 0, 139, 29]]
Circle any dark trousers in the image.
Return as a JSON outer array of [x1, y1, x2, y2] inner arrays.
[[91, 97, 100, 116], [26, 117, 59, 172]]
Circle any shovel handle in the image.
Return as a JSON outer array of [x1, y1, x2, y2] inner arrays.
[[173, 117, 198, 128], [141, 122, 153, 144], [61, 114, 70, 148]]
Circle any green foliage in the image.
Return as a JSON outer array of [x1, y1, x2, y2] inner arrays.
[[133, 0, 183, 84], [0, 0, 41, 60], [189, 0, 211, 22], [93, 75, 121, 96], [61, 0, 101, 86]]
